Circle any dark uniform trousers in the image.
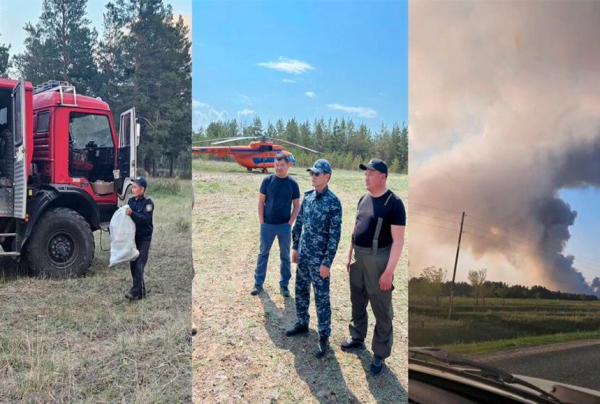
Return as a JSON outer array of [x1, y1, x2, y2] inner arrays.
[[349, 244, 394, 359], [130, 237, 151, 297]]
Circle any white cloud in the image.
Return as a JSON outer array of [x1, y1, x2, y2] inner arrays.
[[283, 79, 296, 84], [305, 91, 316, 98], [238, 109, 255, 116], [257, 57, 315, 74], [326, 103, 378, 119], [192, 100, 227, 131], [239, 94, 253, 106]]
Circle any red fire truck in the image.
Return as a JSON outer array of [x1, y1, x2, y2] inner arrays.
[[0, 78, 139, 278]]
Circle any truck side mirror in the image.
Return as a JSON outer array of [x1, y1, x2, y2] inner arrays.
[[136, 123, 140, 147]]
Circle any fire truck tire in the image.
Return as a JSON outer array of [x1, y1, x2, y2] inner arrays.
[[26, 208, 95, 278]]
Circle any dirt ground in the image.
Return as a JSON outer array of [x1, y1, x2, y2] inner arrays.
[[192, 160, 408, 403]]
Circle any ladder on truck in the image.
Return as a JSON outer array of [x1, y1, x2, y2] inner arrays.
[[0, 233, 19, 257], [33, 80, 78, 106]]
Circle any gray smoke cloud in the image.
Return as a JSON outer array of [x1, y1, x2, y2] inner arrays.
[[410, 1, 600, 294]]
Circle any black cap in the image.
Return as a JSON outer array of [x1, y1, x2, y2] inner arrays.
[[359, 158, 388, 175], [133, 176, 147, 190]]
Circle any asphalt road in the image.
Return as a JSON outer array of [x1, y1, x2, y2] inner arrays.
[[481, 343, 600, 391]]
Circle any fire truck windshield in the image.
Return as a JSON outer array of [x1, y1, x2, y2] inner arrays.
[[68, 113, 113, 148]]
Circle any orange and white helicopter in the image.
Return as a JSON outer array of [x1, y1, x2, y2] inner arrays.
[[192, 136, 320, 173]]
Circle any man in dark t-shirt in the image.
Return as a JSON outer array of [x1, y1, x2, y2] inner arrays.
[[251, 152, 301, 297], [340, 158, 406, 375]]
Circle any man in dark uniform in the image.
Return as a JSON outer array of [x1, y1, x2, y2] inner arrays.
[[124, 177, 154, 301], [341, 159, 406, 375], [286, 159, 342, 358]]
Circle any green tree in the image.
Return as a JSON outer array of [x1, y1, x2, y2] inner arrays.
[[421, 266, 447, 307], [398, 123, 408, 173], [0, 35, 10, 76], [389, 158, 401, 174], [102, 0, 191, 177], [496, 283, 509, 307], [14, 0, 98, 93], [468, 269, 487, 308]]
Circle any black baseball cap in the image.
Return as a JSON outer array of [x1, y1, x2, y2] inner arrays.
[[359, 158, 388, 175], [133, 177, 147, 189]]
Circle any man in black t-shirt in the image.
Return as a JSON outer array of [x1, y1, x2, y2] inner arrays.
[[251, 152, 301, 297], [340, 159, 406, 375]]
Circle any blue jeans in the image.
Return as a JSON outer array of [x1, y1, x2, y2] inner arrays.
[[254, 223, 292, 288]]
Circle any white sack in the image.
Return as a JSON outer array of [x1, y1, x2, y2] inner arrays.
[[109, 205, 139, 267]]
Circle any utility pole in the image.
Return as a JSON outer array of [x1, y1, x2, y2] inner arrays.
[[448, 211, 465, 320]]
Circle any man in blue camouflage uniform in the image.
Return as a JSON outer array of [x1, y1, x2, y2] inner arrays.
[[285, 159, 342, 358]]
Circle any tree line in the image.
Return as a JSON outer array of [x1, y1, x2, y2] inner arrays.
[[193, 116, 408, 174], [2, 0, 191, 178], [410, 266, 600, 307]]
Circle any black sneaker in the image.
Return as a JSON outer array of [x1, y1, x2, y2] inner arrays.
[[370, 355, 385, 375], [315, 336, 329, 358], [341, 337, 366, 351], [250, 285, 263, 296], [280, 286, 290, 297], [285, 322, 309, 336]]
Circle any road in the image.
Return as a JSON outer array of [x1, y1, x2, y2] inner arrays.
[[474, 340, 600, 391]]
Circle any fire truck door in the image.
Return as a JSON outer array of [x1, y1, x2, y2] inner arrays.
[[12, 79, 26, 219], [117, 107, 137, 206]]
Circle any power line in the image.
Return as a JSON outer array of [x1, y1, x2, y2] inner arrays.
[[463, 226, 600, 269], [466, 214, 541, 243], [408, 202, 464, 215], [409, 211, 462, 225], [462, 231, 600, 272], [410, 202, 600, 269], [410, 221, 462, 233]]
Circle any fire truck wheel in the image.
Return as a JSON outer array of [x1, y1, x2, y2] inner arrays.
[[26, 208, 95, 278]]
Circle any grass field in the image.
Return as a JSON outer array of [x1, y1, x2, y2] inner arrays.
[[192, 159, 408, 404], [0, 178, 193, 403], [409, 296, 600, 354]]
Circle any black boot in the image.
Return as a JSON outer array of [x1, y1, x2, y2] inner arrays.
[[370, 355, 385, 375], [250, 285, 263, 296], [125, 291, 142, 301], [315, 336, 329, 358], [341, 337, 366, 351], [280, 286, 290, 297], [285, 322, 309, 336]]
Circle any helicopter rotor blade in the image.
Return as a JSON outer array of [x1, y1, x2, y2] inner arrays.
[[267, 138, 322, 154], [192, 136, 242, 145], [211, 136, 260, 145]]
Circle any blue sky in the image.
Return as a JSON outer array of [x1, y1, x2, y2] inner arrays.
[[192, 0, 408, 133], [0, 0, 191, 60], [558, 188, 600, 284]]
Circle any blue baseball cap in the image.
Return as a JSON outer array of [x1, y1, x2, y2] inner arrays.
[[307, 159, 332, 174], [133, 177, 148, 189], [275, 151, 292, 162]]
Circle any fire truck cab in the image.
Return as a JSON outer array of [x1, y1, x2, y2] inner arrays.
[[0, 78, 139, 277]]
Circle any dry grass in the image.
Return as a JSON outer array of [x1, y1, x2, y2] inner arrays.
[[192, 159, 408, 403], [0, 178, 193, 403]]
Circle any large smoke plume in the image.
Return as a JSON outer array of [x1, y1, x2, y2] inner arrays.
[[410, 1, 600, 294]]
